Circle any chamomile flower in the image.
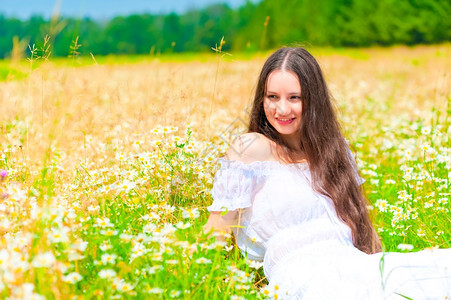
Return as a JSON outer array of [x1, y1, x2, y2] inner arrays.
[[195, 257, 211, 264], [181, 207, 200, 219], [397, 244, 414, 251], [62, 272, 82, 284], [375, 199, 388, 212], [101, 253, 117, 265], [32, 252, 56, 268], [99, 269, 117, 279]]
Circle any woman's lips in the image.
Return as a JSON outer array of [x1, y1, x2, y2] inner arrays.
[[276, 118, 295, 125]]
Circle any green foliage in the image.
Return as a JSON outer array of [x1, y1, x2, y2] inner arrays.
[[0, 0, 449, 57]]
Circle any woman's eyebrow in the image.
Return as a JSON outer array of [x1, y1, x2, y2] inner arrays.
[[266, 91, 300, 95]]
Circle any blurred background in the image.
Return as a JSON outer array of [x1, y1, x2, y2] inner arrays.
[[0, 0, 450, 59]]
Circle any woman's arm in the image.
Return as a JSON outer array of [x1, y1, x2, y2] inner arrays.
[[203, 210, 238, 241], [203, 133, 266, 240]]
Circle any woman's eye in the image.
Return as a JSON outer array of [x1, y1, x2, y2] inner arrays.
[[291, 96, 301, 100], [267, 95, 277, 100]]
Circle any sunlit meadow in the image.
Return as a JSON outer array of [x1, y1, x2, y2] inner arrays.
[[0, 43, 449, 299]]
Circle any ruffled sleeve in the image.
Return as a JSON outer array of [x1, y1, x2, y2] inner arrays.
[[207, 158, 263, 212]]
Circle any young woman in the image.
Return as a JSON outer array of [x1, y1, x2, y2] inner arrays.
[[203, 47, 451, 299]]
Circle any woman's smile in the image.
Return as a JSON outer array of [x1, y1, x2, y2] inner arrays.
[[276, 118, 296, 124]]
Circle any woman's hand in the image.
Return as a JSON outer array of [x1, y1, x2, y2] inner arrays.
[[203, 210, 238, 242]]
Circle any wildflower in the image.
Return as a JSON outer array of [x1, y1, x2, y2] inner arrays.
[[397, 190, 412, 201], [0, 249, 10, 268], [425, 191, 436, 198], [175, 221, 191, 229], [117, 282, 134, 292], [438, 198, 448, 205], [79, 216, 91, 223], [146, 265, 163, 274], [130, 242, 146, 261], [32, 252, 56, 268], [143, 223, 157, 234], [370, 179, 379, 185], [101, 253, 118, 265], [195, 257, 212, 264], [119, 233, 133, 242], [421, 126, 431, 135], [212, 231, 232, 240], [116, 152, 126, 162], [150, 252, 163, 261], [10, 283, 45, 300], [385, 179, 395, 184], [67, 249, 85, 261], [181, 207, 200, 219], [172, 136, 182, 145], [99, 241, 113, 251], [417, 228, 426, 237], [425, 245, 439, 251], [118, 180, 136, 193], [261, 286, 271, 297], [397, 244, 414, 251], [147, 287, 164, 294], [151, 126, 162, 134], [162, 224, 177, 235], [96, 217, 114, 228], [169, 290, 181, 298], [99, 269, 117, 279], [420, 143, 435, 154], [185, 143, 195, 153], [424, 200, 434, 208], [143, 212, 160, 221], [403, 148, 413, 159], [248, 259, 264, 269], [374, 199, 388, 212], [100, 229, 119, 236], [152, 140, 162, 147], [166, 259, 179, 265], [62, 272, 82, 284], [72, 238, 88, 252], [235, 284, 250, 290], [132, 140, 144, 148], [0, 219, 11, 231]]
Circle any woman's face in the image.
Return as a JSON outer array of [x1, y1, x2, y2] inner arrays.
[[263, 70, 302, 147]]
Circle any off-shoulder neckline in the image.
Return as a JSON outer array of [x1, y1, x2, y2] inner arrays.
[[217, 157, 309, 170]]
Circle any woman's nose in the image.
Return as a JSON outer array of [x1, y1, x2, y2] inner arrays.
[[276, 99, 288, 115]]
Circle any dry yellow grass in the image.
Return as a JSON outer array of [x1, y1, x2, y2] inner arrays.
[[1, 45, 449, 177]]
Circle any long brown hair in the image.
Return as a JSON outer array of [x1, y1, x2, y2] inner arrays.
[[248, 47, 381, 254]]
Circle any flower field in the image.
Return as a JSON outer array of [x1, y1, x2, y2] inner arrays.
[[0, 44, 449, 299]]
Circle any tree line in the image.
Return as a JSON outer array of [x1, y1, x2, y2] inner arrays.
[[0, 0, 449, 58]]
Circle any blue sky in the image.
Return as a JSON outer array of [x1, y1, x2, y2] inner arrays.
[[0, 0, 257, 19]]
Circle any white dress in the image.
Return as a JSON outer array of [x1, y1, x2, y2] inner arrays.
[[207, 158, 451, 300]]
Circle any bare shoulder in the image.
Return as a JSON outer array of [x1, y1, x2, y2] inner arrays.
[[223, 132, 273, 163]]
